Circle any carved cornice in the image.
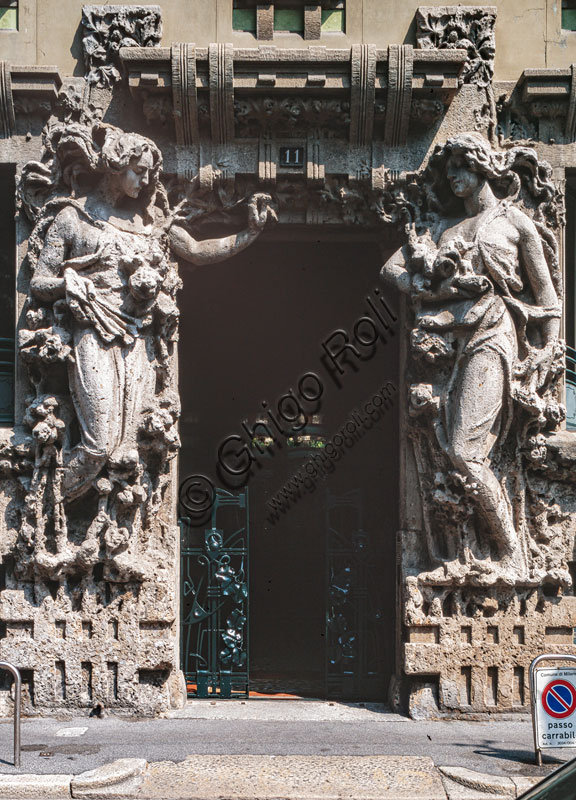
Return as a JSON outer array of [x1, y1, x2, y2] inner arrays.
[[120, 44, 466, 147], [503, 67, 576, 143], [0, 65, 61, 139]]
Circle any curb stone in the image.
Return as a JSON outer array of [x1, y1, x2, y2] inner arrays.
[[0, 773, 72, 798], [511, 777, 541, 795], [0, 759, 545, 800], [438, 767, 541, 800], [440, 777, 511, 800], [71, 758, 147, 799], [439, 766, 516, 796]]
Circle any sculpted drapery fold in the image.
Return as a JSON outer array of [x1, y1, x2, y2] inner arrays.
[[382, 132, 568, 590], [15, 121, 273, 585]]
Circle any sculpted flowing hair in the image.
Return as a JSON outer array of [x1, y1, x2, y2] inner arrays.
[[424, 132, 563, 297], [426, 132, 558, 215], [19, 122, 170, 273]]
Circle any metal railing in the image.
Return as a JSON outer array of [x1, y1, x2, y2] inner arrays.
[[567, 344, 576, 385], [0, 662, 21, 767], [565, 344, 576, 431], [0, 337, 14, 427]]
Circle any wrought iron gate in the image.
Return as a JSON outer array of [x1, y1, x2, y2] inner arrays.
[[180, 484, 388, 699], [180, 488, 249, 698], [325, 490, 387, 700]]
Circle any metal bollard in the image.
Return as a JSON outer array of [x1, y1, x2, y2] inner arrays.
[[0, 662, 21, 767]]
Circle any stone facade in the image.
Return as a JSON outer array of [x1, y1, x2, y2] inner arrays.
[[0, 2, 575, 717]]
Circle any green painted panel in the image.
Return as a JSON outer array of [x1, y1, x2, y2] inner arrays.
[[233, 8, 256, 32], [321, 9, 344, 32], [562, 9, 576, 29], [0, 374, 14, 426], [0, 8, 17, 30], [274, 8, 303, 32]]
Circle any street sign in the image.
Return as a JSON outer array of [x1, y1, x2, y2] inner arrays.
[[531, 657, 576, 764], [541, 679, 576, 719]]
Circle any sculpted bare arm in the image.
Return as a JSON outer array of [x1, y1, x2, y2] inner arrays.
[[380, 244, 412, 294], [30, 206, 79, 302], [513, 208, 561, 342], [168, 192, 275, 267], [169, 225, 262, 266]]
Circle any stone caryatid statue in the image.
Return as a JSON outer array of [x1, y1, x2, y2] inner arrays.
[[17, 121, 274, 583], [382, 132, 567, 587]]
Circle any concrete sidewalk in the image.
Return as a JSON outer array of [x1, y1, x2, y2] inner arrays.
[[0, 701, 570, 799], [0, 754, 552, 800]]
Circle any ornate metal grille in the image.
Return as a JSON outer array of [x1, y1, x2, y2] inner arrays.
[[180, 488, 249, 698], [325, 490, 386, 700], [0, 338, 14, 426]]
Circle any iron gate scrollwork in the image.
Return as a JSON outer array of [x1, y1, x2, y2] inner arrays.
[[180, 487, 249, 698], [325, 490, 386, 700]]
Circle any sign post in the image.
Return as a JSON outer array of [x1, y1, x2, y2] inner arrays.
[[530, 654, 576, 766]]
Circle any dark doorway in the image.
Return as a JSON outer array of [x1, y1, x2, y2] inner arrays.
[[179, 231, 399, 700]]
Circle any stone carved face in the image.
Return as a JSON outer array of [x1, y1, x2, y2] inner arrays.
[[113, 150, 154, 199], [445, 153, 483, 198]]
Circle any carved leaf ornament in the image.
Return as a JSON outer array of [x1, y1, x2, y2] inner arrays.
[[82, 5, 163, 88], [416, 7, 496, 88]]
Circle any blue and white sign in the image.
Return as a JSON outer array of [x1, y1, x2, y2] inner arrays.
[[535, 667, 576, 749]]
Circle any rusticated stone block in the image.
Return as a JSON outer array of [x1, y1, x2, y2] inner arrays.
[[304, 5, 322, 40]]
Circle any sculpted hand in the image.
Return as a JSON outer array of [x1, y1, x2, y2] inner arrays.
[[247, 193, 277, 232], [64, 268, 97, 302], [411, 273, 431, 295], [515, 341, 561, 389], [453, 274, 491, 294]]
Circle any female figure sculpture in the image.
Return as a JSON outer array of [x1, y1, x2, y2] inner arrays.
[[18, 122, 273, 580], [381, 133, 564, 584]]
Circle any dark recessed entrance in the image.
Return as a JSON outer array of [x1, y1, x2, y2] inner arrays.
[[179, 232, 399, 700]]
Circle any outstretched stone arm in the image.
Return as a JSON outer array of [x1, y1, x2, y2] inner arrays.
[[380, 244, 413, 294], [169, 224, 263, 266], [168, 192, 275, 267]]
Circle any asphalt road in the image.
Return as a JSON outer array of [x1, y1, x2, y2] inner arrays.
[[0, 701, 570, 779]]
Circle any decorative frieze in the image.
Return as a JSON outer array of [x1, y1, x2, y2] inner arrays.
[[119, 45, 467, 169], [235, 96, 351, 138], [513, 66, 576, 143], [0, 65, 61, 138]]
